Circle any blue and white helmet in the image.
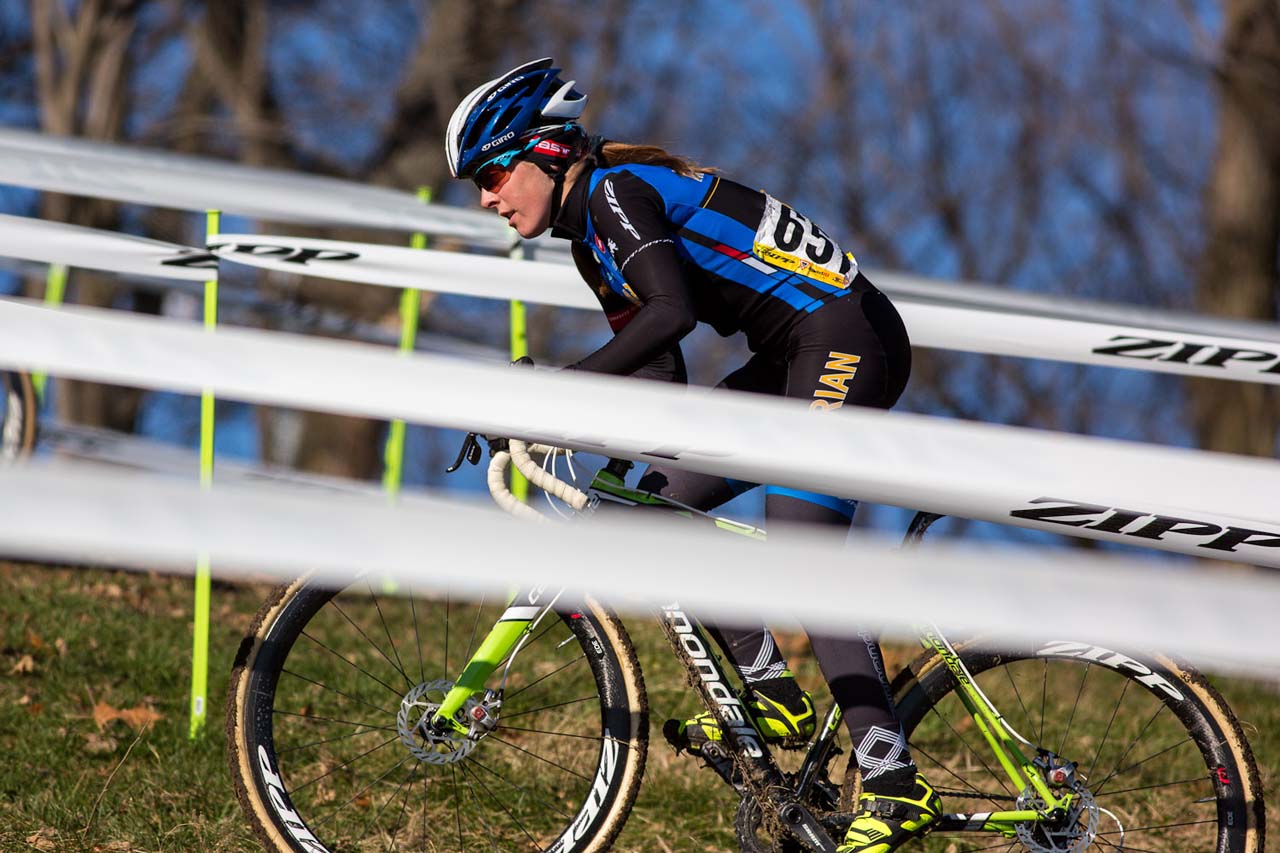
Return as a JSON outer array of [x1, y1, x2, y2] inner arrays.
[[445, 58, 588, 179]]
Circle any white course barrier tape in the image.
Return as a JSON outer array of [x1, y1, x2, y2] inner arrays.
[[0, 212, 214, 281], [871, 269, 1280, 343], [210, 233, 597, 309], [1, 297, 1278, 567], [2, 460, 1278, 678], [211, 233, 1280, 386], [0, 127, 509, 245]]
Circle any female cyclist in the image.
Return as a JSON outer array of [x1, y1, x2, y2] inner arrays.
[[446, 58, 937, 853]]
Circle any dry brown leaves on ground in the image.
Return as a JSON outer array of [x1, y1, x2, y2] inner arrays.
[[92, 701, 164, 731]]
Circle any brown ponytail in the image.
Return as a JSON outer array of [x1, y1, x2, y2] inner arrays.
[[597, 141, 717, 178]]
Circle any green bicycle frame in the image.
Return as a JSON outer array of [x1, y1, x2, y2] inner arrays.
[[439, 468, 1071, 837], [911, 626, 1073, 832]]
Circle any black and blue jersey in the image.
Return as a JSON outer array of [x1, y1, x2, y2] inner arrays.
[[552, 163, 872, 375]]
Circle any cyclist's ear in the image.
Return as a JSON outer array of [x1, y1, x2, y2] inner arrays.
[[510, 355, 536, 368]]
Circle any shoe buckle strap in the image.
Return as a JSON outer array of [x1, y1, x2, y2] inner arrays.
[[866, 798, 916, 821]]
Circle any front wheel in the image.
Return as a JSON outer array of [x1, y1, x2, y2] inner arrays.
[[892, 639, 1265, 852], [227, 577, 648, 853]]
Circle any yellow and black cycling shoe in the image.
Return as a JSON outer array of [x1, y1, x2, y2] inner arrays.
[[837, 774, 942, 853], [662, 676, 816, 755]]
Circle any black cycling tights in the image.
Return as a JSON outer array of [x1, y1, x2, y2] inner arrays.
[[639, 286, 919, 791]]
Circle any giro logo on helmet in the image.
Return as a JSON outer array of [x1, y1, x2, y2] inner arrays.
[[486, 75, 525, 103], [481, 131, 516, 152]]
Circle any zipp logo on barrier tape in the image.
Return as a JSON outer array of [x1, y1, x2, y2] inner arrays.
[[1011, 497, 1280, 556], [211, 243, 360, 266], [1093, 335, 1280, 375], [158, 249, 219, 270]]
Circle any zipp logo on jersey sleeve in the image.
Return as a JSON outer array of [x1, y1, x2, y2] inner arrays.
[[603, 179, 641, 240], [810, 352, 862, 411], [1093, 335, 1280, 375], [1011, 497, 1280, 556]]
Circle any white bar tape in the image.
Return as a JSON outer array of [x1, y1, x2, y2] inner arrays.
[[0, 127, 509, 244], [1, 459, 1277, 678], [0, 213, 213, 282], [486, 451, 545, 522], [509, 439, 589, 511], [1, 297, 1278, 567], [210, 232, 1280, 385]]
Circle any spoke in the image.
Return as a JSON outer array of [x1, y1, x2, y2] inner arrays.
[[1002, 664, 1038, 748], [920, 701, 1016, 800], [1056, 661, 1090, 758], [489, 734, 592, 783], [301, 629, 405, 699], [460, 762, 544, 851], [463, 593, 487, 665], [1097, 817, 1218, 835], [282, 666, 399, 717], [444, 592, 451, 676], [384, 764, 418, 853], [459, 761, 503, 853], [274, 707, 398, 734], [1038, 658, 1047, 746], [498, 724, 602, 742], [279, 723, 391, 756], [1091, 702, 1172, 796], [449, 765, 464, 852], [329, 598, 413, 688], [409, 590, 426, 684], [1093, 836, 1165, 853], [1101, 734, 1196, 789], [503, 695, 598, 720], [469, 754, 575, 820], [504, 654, 588, 702], [1085, 676, 1131, 784], [910, 742, 1012, 807], [368, 581, 411, 686], [313, 749, 414, 829], [294, 734, 402, 796], [1102, 773, 1213, 798], [362, 761, 416, 847]]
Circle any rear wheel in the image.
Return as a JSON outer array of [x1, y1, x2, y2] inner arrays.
[[1, 369, 37, 462], [892, 639, 1265, 852], [227, 577, 648, 853]]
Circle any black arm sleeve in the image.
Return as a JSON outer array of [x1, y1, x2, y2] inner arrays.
[[567, 171, 698, 375], [568, 241, 687, 383]]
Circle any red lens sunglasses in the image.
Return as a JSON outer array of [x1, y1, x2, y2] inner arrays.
[[473, 159, 516, 193]]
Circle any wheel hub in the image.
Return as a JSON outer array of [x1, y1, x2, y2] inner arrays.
[[1015, 756, 1100, 853], [396, 679, 499, 765]]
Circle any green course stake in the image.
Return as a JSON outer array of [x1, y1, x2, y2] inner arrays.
[[382, 186, 432, 499], [32, 263, 68, 399], [189, 209, 220, 741], [509, 239, 529, 503]]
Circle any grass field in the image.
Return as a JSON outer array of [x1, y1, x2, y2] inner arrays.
[[1, 560, 1275, 852]]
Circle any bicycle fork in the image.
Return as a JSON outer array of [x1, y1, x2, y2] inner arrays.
[[428, 585, 559, 735]]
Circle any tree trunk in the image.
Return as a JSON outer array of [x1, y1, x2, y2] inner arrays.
[[30, 0, 143, 430], [1191, 0, 1280, 456]]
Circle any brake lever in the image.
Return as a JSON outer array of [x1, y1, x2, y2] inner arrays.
[[446, 432, 483, 473]]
